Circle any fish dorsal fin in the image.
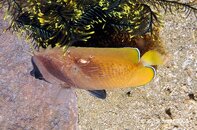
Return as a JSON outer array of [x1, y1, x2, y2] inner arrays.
[[111, 47, 140, 64], [69, 47, 140, 64], [141, 50, 163, 66], [125, 48, 140, 64]]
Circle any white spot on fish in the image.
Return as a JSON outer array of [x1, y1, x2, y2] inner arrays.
[[79, 59, 89, 64]]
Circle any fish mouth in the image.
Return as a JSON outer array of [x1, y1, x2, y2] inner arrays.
[[30, 57, 50, 83]]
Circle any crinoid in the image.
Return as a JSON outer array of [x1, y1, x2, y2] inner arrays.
[[1, 0, 196, 53], [0, 0, 196, 98]]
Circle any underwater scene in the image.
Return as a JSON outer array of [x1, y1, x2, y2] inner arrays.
[[0, 0, 197, 129]]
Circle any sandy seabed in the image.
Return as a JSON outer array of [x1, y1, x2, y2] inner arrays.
[[0, 7, 197, 130]]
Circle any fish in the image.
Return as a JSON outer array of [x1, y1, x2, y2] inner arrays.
[[31, 47, 163, 93]]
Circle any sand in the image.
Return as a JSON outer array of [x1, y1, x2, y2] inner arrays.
[[0, 4, 197, 130]]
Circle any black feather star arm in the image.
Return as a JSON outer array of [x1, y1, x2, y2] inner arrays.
[[1, 0, 161, 45], [1, 0, 83, 49], [1, 0, 197, 50], [139, 0, 197, 17], [71, 0, 162, 47], [0, 0, 22, 26], [108, 1, 161, 35]]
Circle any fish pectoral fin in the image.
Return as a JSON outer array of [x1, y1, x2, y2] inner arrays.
[[129, 66, 156, 87], [88, 90, 107, 99]]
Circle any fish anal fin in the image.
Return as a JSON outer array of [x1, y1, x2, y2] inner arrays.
[[129, 66, 156, 87]]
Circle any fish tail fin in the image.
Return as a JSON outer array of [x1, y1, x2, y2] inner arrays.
[[141, 50, 163, 66]]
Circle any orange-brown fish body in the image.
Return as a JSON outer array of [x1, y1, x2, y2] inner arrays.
[[32, 47, 158, 90]]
